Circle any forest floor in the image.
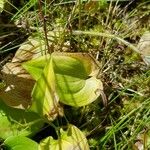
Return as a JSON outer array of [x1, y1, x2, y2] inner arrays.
[[0, 0, 150, 149]]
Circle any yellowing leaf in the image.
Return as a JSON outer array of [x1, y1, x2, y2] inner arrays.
[[52, 53, 103, 107], [30, 57, 63, 121], [22, 54, 50, 81], [39, 124, 90, 150], [12, 36, 46, 63], [23, 52, 103, 120]]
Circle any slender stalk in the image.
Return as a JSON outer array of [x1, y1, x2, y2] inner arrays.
[[78, 0, 81, 30], [38, 0, 51, 54], [72, 30, 140, 54]]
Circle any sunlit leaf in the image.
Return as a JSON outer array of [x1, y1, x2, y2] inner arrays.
[[52, 53, 103, 107], [0, 100, 44, 139], [4, 136, 38, 150], [12, 36, 46, 63], [23, 52, 103, 120], [30, 56, 64, 121], [39, 124, 90, 150], [22, 54, 50, 81]]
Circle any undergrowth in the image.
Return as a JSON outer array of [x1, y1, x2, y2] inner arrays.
[[0, 0, 150, 149]]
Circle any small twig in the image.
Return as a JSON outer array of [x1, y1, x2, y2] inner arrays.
[[78, 0, 82, 30], [38, 0, 51, 54]]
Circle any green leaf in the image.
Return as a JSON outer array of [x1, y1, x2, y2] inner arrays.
[[30, 56, 63, 120], [24, 52, 102, 119], [39, 124, 90, 150], [0, 100, 44, 139], [22, 54, 50, 81], [4, 136, 38, 150], [52, 53, 103, 107]]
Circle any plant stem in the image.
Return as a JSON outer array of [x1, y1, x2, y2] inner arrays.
[[72, 30, 140, 54], [78, 0, 82, 30], [38, 0, 51, 54]]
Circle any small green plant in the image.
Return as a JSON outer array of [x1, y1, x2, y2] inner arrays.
[[0, 49, 103, 149], [22, 52, 104, 149], [39, 124, 89, 150]]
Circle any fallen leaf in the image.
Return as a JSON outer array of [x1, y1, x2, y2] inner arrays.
[[0, 36, 46, 109]]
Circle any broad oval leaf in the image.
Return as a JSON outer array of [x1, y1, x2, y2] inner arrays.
[[23, 53, 103, 119], [52, 53, 103, 107], [12, 36, 46, 63], [0, 100, 44, 139], [39, 124, 90, 150], [4, 136, 38, 150], [29, 57, 64, 121]]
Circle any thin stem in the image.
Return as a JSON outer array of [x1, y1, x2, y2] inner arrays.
[[78, 0, 82, 30], [72, 30, 140, 54], [38, 0, 51, 54]]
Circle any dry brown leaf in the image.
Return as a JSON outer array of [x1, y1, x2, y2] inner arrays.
[[0, 62, 35, 109], [12, 37, 46, 63], [0, 37, 46, 109]]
